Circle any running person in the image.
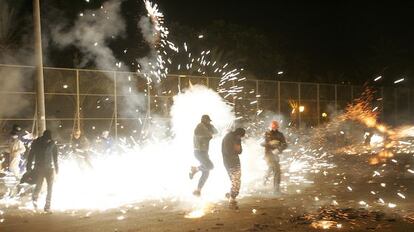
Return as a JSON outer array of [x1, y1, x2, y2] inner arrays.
[[262, 121, 287, 194], [222, 128, 246, 209], [189, 115, 218, 197]]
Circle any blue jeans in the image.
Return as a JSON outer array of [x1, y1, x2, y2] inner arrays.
[[194, 150, 214, 190]]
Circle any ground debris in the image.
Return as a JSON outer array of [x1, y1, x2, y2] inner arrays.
[[291, 206, 387, 229], [243, 223, 271, 231], [403, 212, 414, 223]]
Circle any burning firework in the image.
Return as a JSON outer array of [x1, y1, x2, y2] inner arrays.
[[1, 3, 413, 230]]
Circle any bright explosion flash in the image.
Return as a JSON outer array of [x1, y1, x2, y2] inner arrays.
[[0, 85, 332, 216], [51, 85, 235, 210]]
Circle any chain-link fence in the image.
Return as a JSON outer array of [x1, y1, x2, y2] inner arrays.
[[0, 64, 412, 144]]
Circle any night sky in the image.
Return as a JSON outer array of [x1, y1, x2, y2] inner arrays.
[[10, 0, 414, 85], [154, 0, 414, 85]]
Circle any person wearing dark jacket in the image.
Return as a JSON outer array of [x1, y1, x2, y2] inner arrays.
[[262, 121, 287, 194], [71, 130, 92, 169], [222, 128, 245, 209], [189, 114, 218, 197], [26, 130, 59, 212]]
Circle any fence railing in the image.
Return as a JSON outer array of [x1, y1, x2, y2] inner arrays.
[[0, 64, 412, 143]]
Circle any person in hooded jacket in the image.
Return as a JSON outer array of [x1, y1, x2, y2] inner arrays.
[[71, 129, 92, 169], [7, 132, 26, 177], [26, 130, 59, 212], [222, 128, 246, 209], [262, 120, 287, 194], [189, 115, 218, 197]]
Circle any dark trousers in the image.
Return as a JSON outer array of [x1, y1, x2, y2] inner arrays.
[[224, 157, 241, 199], [194, 150, 214, 190], [264, 153, 281, 189], [32, 168, 55, 209]]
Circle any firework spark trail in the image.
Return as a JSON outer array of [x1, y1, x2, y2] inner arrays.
[[139, 1, 247, 108], [303, 86, 414, 226], [138, 0, 177, 82], [3, 2, 413, 227], [0, 85, 334, 216]]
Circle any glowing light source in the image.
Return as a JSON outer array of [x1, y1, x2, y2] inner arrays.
[[311, 220, 337, 229], [299, 106, 305, 113], [394, 78, 404, 84], [388, 203, 397, 208], [185, 202, 211, 219]]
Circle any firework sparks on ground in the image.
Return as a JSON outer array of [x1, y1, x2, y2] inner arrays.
[[1, 2, 414, 231]]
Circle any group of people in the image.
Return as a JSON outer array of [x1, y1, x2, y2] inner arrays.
[[0, 126, 114, 212], [1, 126, 114, 177], [0, 116, 287, 212], [0, 128, 60, 212], [189, 115, 287, 209]]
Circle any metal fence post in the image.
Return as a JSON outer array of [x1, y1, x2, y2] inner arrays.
[[350, 85, 354, 101], [76, 69, 80, 131], [380, 87, 384, 120], [298, 83, 301, 129], [394, 88, 397, 125], [178, 75, 181, 92], [277, 81, 281, 115], [256, 80, 259, 113], [334, 84, 338, 111], [113, 71, 118, 141], [408, 88, 411, 119], [317, 84, 320, 125], [147, 79, 151, 119]]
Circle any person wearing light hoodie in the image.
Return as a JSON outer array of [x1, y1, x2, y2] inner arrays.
[[7, 132, 26, 177]]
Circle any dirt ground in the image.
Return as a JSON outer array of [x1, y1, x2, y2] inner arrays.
[[1, 154, 414, 232]]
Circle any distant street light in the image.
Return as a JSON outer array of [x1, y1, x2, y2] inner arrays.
[[277, 71, 284, 75]]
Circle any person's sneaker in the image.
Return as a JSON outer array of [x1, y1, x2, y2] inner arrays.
[[192, 189, 201, 197], [228, 199, 239, 210], [189, 166, 198, 180], [44, 207, 52, 213]]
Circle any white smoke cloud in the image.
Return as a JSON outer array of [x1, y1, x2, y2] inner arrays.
[[136, 3, 167, 82], [51, 0, 150, 119], [51, 0, 126, 70], [0, 67, 32, 118], [170, 84, 234, 141], [0, 1, 34, 121], [138, 16, 157, 45]]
